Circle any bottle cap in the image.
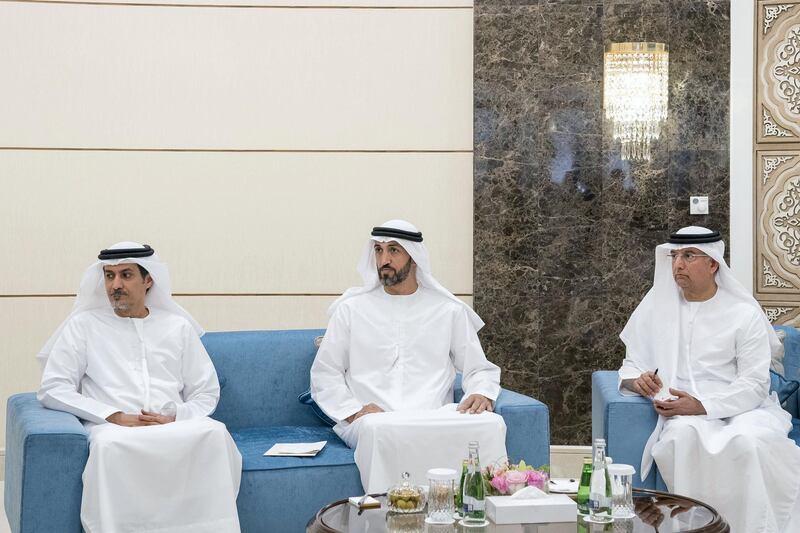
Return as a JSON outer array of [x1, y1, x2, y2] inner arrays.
[[582, 457, 592, 464]]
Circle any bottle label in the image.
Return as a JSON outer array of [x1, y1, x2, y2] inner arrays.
[[588, 496, 610, 512], [463, 495, 485, 513]]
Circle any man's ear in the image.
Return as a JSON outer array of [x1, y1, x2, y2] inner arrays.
[[710, 259, 719, 274], [144, 274, 154, 290]]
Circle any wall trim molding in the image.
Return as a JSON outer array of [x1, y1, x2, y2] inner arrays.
[[0, 293, 474, 298], [0, 1, 473, 9], [0, 147, 473, 153]]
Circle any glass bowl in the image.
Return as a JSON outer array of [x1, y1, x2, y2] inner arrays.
[[387, 472, 426, 513]]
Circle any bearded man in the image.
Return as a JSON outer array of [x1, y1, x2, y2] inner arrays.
[[310, 220, 507, 492]]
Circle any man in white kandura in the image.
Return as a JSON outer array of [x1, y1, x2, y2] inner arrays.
[[619, 226, 800, 532], [310, 219, 507, 492], [38, 242, 242, 533]]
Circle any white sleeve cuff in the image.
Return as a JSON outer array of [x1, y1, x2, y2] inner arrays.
[[94, 406, 122, 425], [462, 385, 500, 403]]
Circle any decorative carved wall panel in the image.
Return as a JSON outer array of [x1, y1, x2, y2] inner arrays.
[[756, 150, 800, 295], [758, 2, 800, 142], [757, 2, 800, 324], [762, 303, 800, 325]]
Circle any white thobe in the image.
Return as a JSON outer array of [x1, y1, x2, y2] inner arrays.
[[620, 291, 800, 533], [310, 286, 507, 492], [39, 307, 241, 533]]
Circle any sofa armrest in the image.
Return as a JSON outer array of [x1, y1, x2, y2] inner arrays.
[[494, 388, 550, 469], [5, 393, 88, 533], [592, 371, 665, 489]]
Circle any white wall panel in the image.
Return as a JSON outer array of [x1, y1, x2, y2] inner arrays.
[[0, 298, 75, 453], [30, 1, 472, 5], [0, 151, 473, 294], [0, 0, 475, 456], [0, 3, 472, 150]]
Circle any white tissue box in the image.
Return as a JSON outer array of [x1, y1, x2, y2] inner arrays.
[[486, 494, 577, 524]]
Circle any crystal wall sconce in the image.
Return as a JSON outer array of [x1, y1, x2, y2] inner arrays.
[[603, 42, 669, 161]]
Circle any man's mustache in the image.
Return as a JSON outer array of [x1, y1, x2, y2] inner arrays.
[[110, 289, 127, 297]]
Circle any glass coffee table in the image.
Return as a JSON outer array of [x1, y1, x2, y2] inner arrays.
[[306, 488, 729, 532]]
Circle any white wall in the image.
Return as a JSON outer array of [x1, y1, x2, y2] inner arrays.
[[0, 0, 474, 452], [730, 0, 754, 290]]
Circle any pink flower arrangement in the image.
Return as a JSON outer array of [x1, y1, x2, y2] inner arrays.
[[483, 460, 550, 496]]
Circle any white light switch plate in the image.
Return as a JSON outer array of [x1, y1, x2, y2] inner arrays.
[[690, 196, 709, 215]]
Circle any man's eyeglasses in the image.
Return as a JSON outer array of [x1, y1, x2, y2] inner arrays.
[[668, 251, 710, 263]]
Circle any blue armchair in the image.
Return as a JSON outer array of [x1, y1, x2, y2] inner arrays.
[[5, 328, 550, 533], [592, 325, 800, 490]]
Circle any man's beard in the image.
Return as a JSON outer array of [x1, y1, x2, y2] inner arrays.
[[109, 290, 130, 311], [379, 259, 413, 287]]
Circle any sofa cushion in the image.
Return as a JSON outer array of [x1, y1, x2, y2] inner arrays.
[[203, 329, 327, 429], [230, 425, 354, 472], [770, 369, 800, 405], [232, 423, 363, 532], [298, 389, 337, 427], [774, 325, 800, 383], [296, 334, 338, 427], [235, 436, 363, 533], [790, 419, 800, 447]]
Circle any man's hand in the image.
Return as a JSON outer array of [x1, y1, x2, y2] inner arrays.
[[457, 394, 493, 414], [345, 403, 384, 424], [653, 388, 706, 417], [106, 410, 176, 426], [138, 410, 176, 425], [106, 412, 149, 427], [623, 371, 663, 398]]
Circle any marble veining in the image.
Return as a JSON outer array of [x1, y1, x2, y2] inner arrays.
[[474, 0, 730, 445]]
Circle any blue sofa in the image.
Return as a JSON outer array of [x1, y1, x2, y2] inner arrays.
[[592, 325, 800, 490], [5, 329, 550, 533]]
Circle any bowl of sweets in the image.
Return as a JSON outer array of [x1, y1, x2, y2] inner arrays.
[[387, 472, 426, 514]]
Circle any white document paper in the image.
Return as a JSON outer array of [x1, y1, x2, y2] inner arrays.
[[348, 496, 381, 509], [653, 389, 678, 402], [263, 441, 327, 457]]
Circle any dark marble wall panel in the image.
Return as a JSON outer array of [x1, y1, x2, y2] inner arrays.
[[474, 0, 730, 445]]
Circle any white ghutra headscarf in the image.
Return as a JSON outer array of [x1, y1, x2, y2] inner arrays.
[[328, 219, 485, 331], [37, 241, 204, 369], [620, 226, 782, 477]]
